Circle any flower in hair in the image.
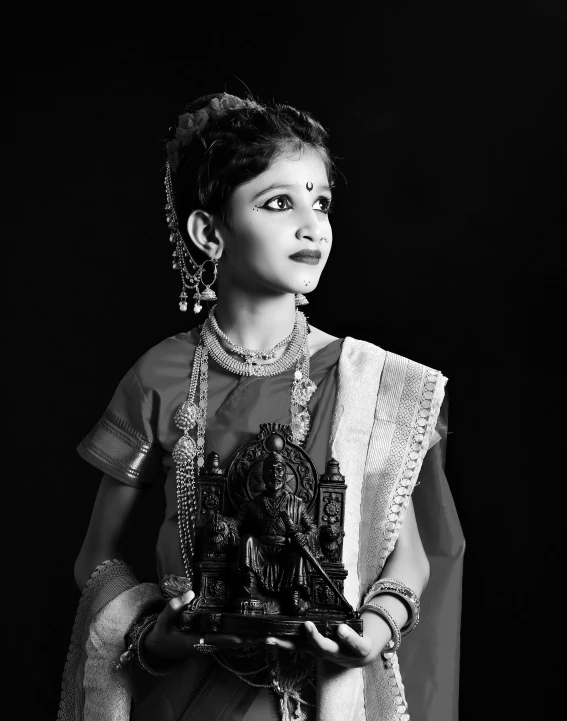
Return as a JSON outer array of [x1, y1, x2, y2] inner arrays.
[[166, 92, 259, 172]]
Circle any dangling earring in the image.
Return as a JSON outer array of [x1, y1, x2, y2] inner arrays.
[[192, 256, 219, 314], [295, 293, 309, 306], [164, 161, 221, 314]]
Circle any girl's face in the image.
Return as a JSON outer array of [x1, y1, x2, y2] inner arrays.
[[217, 147, 333, 297]]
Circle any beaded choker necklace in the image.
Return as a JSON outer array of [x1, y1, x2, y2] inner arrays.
[[172, 304, 318, 586], [209, 306, 297, 365]]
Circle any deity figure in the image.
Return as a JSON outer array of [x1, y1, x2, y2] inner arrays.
[[209, 451, 318, 615]]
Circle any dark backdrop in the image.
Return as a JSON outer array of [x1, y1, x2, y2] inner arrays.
[[7, 3, 565, 720]]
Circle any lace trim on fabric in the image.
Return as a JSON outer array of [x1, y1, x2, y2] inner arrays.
[[374, 365, 445, 721], [376, 367, 444, 569], [57, 560, 138, 721], [79, 408, 161, 484], [381, 652, 410, 720]]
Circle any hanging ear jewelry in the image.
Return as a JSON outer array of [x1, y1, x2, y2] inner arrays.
[[165, 161, 220, 314], [192, 256, 218, 313]]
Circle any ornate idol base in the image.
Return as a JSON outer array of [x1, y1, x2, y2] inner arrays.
[[179, 608, 363, 638]]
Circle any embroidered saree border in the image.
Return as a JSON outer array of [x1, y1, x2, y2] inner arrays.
[[363, 357, 446, 585], [57, 560, 140, 721], [361, 353, 447, 721], [83, 584, 165, 721], [77, 408, 161, 486]]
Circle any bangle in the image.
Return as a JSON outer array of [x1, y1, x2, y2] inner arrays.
[[359, 603, 401, 654], [120, 612, 173, 676], [362, 578, 420, 636]]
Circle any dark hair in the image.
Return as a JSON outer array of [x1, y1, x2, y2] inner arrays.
[[170, 93, 334, 248]]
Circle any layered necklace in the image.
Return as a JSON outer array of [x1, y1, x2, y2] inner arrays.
[[172, 304, 318, 585]]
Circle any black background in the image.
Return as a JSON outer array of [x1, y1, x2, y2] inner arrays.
[[6, 2, 565, 719]]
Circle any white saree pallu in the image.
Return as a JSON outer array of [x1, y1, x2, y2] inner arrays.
[[317, 338, 462, 721]]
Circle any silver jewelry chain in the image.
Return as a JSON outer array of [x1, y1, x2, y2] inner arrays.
[[203, 308, 308, 377], [209, 306, 298, 364]]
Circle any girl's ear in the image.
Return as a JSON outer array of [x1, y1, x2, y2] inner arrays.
[[187, 209, 224, 259]]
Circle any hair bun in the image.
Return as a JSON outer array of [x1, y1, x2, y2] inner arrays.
[[166, 92, 262, 172]]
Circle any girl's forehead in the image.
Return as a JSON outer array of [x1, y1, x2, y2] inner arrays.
[[229, 147, 331, 207], [239, 148, 329, 194], [265, 148, 328, 179]]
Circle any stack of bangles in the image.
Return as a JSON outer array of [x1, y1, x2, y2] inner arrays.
[[118, 612, 175, 675], [358, 578, 420, 655]]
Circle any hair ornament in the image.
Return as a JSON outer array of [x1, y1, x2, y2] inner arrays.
[[166, 93, 261, 172]]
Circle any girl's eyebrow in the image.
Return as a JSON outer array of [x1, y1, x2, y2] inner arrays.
[[252, 183, 295, 201], [252, 182, 332, 201]]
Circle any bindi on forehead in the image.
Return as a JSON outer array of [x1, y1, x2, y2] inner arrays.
[[306, 182, 313, 192]]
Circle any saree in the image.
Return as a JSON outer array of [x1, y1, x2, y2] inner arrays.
[[62, 329, 464, 721]]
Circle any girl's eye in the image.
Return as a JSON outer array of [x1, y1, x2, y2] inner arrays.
[[260, 195, 333, 214], [314, 197, 333, 214], [263, 195, 292, 211]]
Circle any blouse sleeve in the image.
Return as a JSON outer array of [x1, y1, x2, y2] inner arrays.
[[76, 366, 163, 488]]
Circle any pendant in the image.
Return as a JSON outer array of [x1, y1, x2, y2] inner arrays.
[[291, 409, 311, 442], [244, 354, 261, 366], [175, 400, 199, 431], [292, 378, 317, 406], [173, 434, 197, 464]]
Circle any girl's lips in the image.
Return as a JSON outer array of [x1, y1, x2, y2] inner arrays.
[[290, 256, 320, 265]]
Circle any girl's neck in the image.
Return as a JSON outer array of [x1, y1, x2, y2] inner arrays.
[[213, 292, 298, 351]]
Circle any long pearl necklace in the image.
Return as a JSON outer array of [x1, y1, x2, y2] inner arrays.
[[172, 305, 318, 585]]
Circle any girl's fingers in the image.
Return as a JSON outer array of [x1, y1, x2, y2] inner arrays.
[[159, 590, 195, 629], [265, 636, 298, 652], [169, 590, 195, 612], [266, 623, 368, 658], [303, 621, 340, 655], [335, 624, 372, 657], [212, 634, 245, 648], [265, 623, 374, 667]]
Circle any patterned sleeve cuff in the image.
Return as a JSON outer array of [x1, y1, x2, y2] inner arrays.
[[77, 408, 162, 488]]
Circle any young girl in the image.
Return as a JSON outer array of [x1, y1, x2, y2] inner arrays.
[[59, 93, 464, 721]]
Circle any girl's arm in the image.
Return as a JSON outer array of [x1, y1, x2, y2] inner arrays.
[[74, 473, 145, 589], [350, 498, 428, 660], [363, 497, 430, 633]]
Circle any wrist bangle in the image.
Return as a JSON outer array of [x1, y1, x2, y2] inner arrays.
[[362, 578, 420, 636], [120, 612, 173, 676], [359, 603, 401, 654]]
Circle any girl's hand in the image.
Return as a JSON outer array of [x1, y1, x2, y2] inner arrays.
[[265, 612, 392, 669], [143, 591, 250, 661]]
